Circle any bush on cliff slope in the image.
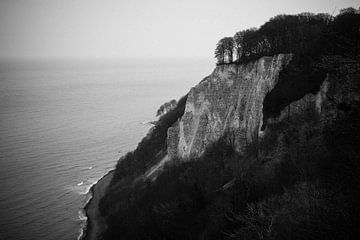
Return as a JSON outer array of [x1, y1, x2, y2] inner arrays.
[[112, 94, 187, 182], [99, 8, 360, 240], [261, 7, 360, 126], [99, 95, 187, 215], [101, 61, 360, 239]]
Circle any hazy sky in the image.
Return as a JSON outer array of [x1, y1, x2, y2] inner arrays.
[[0, 0, 358, 60]]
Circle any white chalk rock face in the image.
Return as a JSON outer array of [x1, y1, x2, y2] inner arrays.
[[167, 54, 293, 159]]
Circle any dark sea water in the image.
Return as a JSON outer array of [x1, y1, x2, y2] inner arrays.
[[0, 59, 213, 240]]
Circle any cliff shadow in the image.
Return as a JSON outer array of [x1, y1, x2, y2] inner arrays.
[[261, 56, 326, 130]]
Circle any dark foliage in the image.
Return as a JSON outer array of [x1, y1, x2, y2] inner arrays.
[[260, 8, 360, 125], [100, 7, 360, 240], [156, 99, 177, 117], [262, 57, 326, 129], [101, 104, 360, 240], [215, 37, 235, 64], [101, 135, 293, 240], [99, 95, 187, 216], [111, 95, 187, 183], [216, 8, 360, 64]]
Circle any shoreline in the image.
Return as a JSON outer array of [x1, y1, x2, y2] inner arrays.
[[80, 170, 114, 240]]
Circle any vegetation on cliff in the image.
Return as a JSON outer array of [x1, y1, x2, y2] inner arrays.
[[102, 62, 360, 240], [99, 7, 360, 240], [156, 99, 177, 117], [99, 95, 187, 213], [215, 7, 360, 64]]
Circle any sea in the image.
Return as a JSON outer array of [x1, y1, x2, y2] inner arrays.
[[0, 58, 213, 240]]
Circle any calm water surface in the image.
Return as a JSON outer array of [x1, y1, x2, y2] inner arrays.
[[0, 59, 213, 240]]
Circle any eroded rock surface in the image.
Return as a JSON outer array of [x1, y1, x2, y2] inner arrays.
[[167, 54, 293, 159]]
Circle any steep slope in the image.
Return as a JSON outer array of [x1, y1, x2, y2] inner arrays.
[[167, 54, 292, 159], [100, 56, 360, 240], [94, 8, 360, 240], [96, 54, 360, 240]]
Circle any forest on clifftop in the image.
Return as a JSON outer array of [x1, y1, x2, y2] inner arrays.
[[99, 8, 360, 240]]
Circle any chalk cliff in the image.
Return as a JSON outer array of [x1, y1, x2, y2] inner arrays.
[[94, 8, 360, 239], [96, 54, 360, 240], [167, 54, 292, 159]]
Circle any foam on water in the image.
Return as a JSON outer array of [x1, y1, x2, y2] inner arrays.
[[77, 171, 112, 240], [0, 58, 213, 240], [77, 202, 89, 240], [78, 206, 90, 240], [67, 180, 99, 196], [141, 119, 157, 125]]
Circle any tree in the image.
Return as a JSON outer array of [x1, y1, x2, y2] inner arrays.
[[234, 31, 245, 62], [241, 28, 258, 58], [215, 40, 226, 64], [215, 37, 235, 64], [216, 7, 359, 64], [223, 37, 235, 63], [339, 7, 359, 15], [156, 99, 178, 117]]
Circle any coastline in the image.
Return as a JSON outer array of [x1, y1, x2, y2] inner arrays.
[[80, 170, 114, 240]]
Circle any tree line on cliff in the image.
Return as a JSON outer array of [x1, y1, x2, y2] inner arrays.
[[215, 7, 360, 64], [98, 7, 360, 240]]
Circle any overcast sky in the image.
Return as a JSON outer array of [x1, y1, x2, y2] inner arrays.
[[0, 0, 358, 60]]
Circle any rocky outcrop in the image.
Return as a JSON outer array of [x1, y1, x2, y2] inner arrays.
[[167, 54, 293, 159]]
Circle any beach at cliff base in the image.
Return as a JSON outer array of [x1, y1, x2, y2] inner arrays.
[[81, 171, 113, 240]]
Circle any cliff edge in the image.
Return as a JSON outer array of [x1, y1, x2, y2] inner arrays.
[[95, 8, 360, 239], [97, 56, 360, 240], [167, 54, 292, 159]]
